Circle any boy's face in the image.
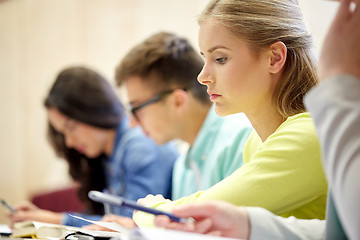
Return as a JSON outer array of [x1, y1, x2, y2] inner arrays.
[[124, 75, 177, 144]]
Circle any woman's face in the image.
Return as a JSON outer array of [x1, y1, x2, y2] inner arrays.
[[197, 21, 273, 117], [47, 107, 108, 158]]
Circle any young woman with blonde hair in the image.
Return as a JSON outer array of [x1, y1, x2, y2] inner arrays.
[[133, 0, 328, 227]]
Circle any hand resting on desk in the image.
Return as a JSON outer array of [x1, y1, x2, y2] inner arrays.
[[7, 201, 62, 227]]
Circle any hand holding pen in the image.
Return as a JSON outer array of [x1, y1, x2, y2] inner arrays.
[[88, 191, 194, 223], [4, 200, 63, 226], [1, 199, 16, 214]]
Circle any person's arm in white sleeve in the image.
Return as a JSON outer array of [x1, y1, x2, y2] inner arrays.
[[248, 207, 325, 240], [154, 201, 325, 240], [304, 0, 360, 239]]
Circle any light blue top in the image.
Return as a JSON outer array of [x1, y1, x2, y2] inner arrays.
[[62, 118, 179, 227], [172, 105, 252, 200]]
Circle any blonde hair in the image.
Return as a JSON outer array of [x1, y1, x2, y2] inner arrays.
[[198, 0, 318, 118]]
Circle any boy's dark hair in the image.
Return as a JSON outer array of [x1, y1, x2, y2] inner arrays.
[[115, 32, 209, 104]]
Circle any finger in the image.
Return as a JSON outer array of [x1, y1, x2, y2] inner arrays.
[[155, 215, 195, 233], [207, 230, 222, 236], [157, 221, 191, 232], [328, 0, 352, 32], [193, 218, 213, 234], [168, 221, 195, 232], [14, 201, 37, 211], [136, 195, 155, 205], [172, 202, 218, 219], [335, 0, 352, 24], [136, 195, 153, 204], [154, 215, 171, 227], [132, 209, 138, 217], [6, 211, 14, 218], [10, 213, 27, 223], [352, 0, 360, 22], [136, 198, 145, 205]]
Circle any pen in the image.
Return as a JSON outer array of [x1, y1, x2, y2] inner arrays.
[[88, 191, 193, 223], [0, 199, 16, 213]]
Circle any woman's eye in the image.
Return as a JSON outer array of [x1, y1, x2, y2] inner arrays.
[[66, 120, 77, 131], [216, 57, 227, 64]]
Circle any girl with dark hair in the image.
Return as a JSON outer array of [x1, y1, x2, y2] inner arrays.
[[8, 66, 178, 227]]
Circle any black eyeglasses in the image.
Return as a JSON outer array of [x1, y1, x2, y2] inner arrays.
[[129, 88, 187, 120]]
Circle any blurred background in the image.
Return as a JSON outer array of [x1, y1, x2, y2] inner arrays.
[[0, 0, 339, 224]]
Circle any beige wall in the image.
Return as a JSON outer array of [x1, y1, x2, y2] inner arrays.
[[0, 0, 208, 224], [0, 0, 339, 224]]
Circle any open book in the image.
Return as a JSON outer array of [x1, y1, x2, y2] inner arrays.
[[10, 220, 128, 239], [67, 215, 240, 239], [10, 217, 241, 240]]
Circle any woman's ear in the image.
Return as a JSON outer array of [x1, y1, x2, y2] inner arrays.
[[268, 41, 287, 74]]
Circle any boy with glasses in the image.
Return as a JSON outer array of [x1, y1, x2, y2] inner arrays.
[[115, 32, 252, 201]]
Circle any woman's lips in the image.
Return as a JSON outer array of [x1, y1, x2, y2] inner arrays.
[[208, 91, 221, 101], [76, 146, 86, 154]]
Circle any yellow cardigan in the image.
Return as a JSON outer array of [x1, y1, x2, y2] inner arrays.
[[134, 112, 328, 227]]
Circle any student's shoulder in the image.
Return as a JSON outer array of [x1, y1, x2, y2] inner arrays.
[[118, 126, 159, 153], [123, 126, 150, 141], [279, 112, 315, 132], [270, 112, 319, 147], [125, 127, 178, 156]]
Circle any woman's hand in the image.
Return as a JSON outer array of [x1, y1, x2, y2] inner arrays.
[[136, 194, 169, 206], [319, 0, 360, 81], [7, 201, 62, 227], [154, 201, 250, 240]]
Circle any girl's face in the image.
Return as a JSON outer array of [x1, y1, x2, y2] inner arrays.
[[198, 21, 273, 117], [47, 107, 108, 158]]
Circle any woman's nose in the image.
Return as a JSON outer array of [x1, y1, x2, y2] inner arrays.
[[64, 134, 75, 148], [197, 65, 213, 86]]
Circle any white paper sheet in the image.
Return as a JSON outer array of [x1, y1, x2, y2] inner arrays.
[[68, 214, 129, 233]]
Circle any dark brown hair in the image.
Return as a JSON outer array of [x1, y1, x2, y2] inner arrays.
[[44, 66, 125, 214]]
